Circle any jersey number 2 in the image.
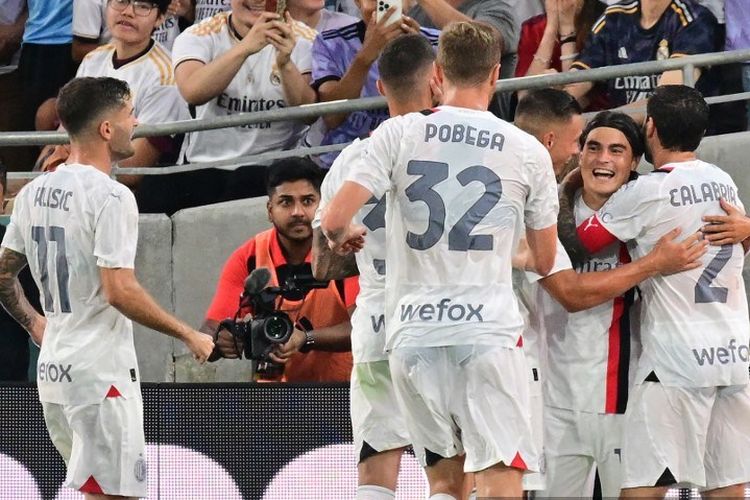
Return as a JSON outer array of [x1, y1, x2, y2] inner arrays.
[[405, 160, 503, 251], [31, 226, 71, 313], [694, 244, 732, 304]]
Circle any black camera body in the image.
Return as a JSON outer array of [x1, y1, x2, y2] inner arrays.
[[222, 268, 328, 374]]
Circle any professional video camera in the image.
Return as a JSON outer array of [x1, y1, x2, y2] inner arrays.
[[218, 267, 328, 375]]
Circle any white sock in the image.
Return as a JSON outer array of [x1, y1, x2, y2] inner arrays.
[[356, 484, 396, 500], [468, 491, 477, 500], [429, 495, 458, 500]]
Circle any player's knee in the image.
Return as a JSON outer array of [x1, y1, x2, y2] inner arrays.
[[357, 443, 403, 489]]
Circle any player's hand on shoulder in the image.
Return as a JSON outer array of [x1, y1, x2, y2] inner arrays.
[[650, 227, 707, 275], [186, 330, 217, 364], [701, 198, 750, 246]]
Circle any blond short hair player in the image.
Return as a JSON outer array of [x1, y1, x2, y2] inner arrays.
[[0, 77, 214, 500], [321, 22, 559, 499]]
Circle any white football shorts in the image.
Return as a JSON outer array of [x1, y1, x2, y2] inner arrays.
[[389, 344, 537, 473], [42, 389, 147, 497], [350, 360, 411, 461], [621, 381, 750, 490]]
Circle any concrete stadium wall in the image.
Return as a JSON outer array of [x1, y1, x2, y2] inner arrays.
[[127, 131, 750, 381]]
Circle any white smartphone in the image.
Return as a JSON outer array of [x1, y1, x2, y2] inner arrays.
[[376, 0, 403, 26]]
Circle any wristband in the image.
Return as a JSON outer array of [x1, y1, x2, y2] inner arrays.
[[559, 52, 580, 61], [533, 53, 551, 65], [559, 35, 577, 45], [299, 330, 315, 353]]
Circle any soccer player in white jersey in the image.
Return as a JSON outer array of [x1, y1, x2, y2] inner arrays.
[[561, 85, 750, 497], [0, 77, 215, 499], [312, 34, 438, 500], [513, 91, 708, 497], [322, 22, 560, 498]]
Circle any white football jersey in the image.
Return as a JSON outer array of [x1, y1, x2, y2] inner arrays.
[[315, 138, 388, 362], [194, 0, 231, 23], [350, 106, 559, 350], [546, 196, 637, 414], [514, 240, 572, 395], [2, 164, 140, 405], [78, 41, 189, 125], [152, 15, 181, 51], [591, 159, 750, 387], [172, 12, 314, 164]]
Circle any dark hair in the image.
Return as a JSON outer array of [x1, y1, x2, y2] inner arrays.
[[152, 0, 171, 15], [515, 89, 582, 134], [378, 34, 436, 98], [581, 111, 644, 158], [56, 77, 131, 138], [646, 85, 708, 152], [437, 21, 503, 86], [265, 157, 324, 196], [575, 0, 606, 49]]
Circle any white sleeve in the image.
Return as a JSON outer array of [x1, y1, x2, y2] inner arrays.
[[135, 84, 188, 124], [313, 140, 356, 228], [525, 239, 573, 283], [347, 118, 402, 199], [172, 28, 212, 67], [597, 175, 662, 242], [291, 36, 313, 75], [94, 186, 139, 269], [73, 0, 104, 40], [524, 141, 559, 230]]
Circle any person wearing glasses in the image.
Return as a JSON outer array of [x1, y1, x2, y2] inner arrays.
[[37, 0, 189, 197]]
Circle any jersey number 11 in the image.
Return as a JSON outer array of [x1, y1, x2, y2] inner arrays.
[[31, 225, 71, 313]]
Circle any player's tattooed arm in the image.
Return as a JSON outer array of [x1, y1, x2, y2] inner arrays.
[[557, 170, 590, 268], [312, 228, 359, 280], [0, 247, 46, 345]]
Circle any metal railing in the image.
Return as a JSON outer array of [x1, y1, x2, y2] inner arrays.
[[1, 48, 749, 179]]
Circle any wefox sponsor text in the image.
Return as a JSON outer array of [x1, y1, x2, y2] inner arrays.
[[400, 298, 484, 323], [692, 338, 750, 366]]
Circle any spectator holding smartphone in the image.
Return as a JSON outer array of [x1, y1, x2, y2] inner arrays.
[[310, 0, 439, 168], [171, 0, 316, 207]]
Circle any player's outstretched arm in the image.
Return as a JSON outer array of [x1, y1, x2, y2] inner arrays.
[[312, 227, 359, 280], [0, 247, 46, 345], [320, 180, 372, 255], [100, 267, 214, 363], [702, 198, 750, 252], [541, 228, 707, 312]]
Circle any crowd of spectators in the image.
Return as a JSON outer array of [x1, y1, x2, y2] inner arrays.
[[0, 0, 748, 216]]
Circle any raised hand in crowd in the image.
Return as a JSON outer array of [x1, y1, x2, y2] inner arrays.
[[239, 11, 283, 56], [359, 9, 419, 65], [268, 12, 297, 69], [167, 0, 193, 19]]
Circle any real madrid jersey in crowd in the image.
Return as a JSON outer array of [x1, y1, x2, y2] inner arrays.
[[571, 0, 717, 107], [315, 138, 388, 363], [2, 165, 141, 405], [77, 40, 188, 125], [581, 160, 750, 387], [73, 0, 182, 51], [172, 12, 314, 164], [349, 106, 559, 351], [546, 195, 638, 414]]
